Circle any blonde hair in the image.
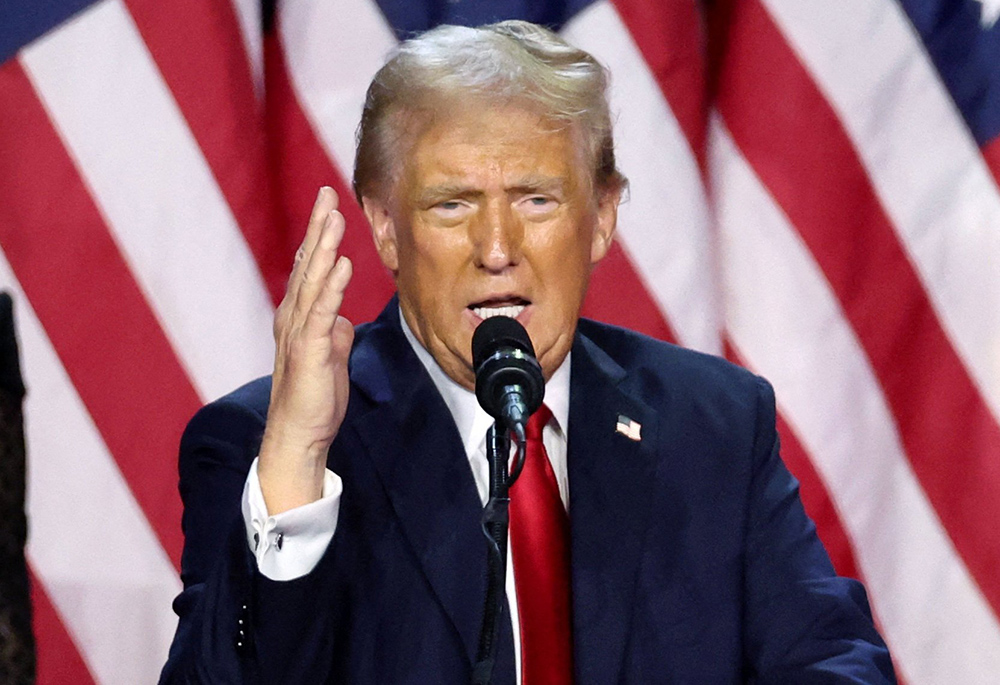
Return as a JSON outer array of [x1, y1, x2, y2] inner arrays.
[[352, 20, 627, 203]]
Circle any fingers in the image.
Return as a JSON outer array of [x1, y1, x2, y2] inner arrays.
[[302, 256, 353, 341], [262, 188, 354, 504], [296, 207, 346, 315], [286, 187, 340, 304]]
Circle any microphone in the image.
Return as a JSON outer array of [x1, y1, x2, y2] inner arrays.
[[472, 316, 545, 442], [472, 316, 543, 683]]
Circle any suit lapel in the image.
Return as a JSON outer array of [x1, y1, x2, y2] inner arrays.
[[347, 305, 657, 680], [568, 331, 658, 684], [348, 302, 495, 668]]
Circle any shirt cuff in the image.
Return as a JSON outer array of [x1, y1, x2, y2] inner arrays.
[[241, 457, 342, 581]]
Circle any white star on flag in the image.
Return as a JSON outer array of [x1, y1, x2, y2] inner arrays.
[[975, 0, 1000, 29]]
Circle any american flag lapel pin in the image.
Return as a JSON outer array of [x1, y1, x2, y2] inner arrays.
[[616, 414, 642, 441]]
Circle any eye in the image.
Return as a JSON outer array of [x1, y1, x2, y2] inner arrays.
[[428, 199, 472, 223], [431, 199, 468, 214], [519, 195, 557, 215]]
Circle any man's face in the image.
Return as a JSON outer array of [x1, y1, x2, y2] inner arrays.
[[363, 103, 619, 390]]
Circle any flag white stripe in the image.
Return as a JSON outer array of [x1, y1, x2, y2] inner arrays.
[[562, 1, 720, 354], [712, 117, 1000, 685], [278, 0, 396, 174], [20, 0, 274, 404], [0, 248, 181, 685], [762, 0, 1000, 422]]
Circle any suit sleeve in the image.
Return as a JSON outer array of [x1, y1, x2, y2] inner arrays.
[[742, 377, 897, 683], [158, 397, 347, 684]]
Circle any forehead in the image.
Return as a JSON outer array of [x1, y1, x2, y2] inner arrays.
[[399, 104, 589, 193]]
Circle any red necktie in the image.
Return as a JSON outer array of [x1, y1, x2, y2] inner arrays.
[[509, 404, 573, 684]]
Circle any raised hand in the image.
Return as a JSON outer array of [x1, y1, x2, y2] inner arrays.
[[258, 187, 355, 515]]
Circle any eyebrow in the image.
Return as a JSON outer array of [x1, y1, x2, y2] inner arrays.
[[510, 176, 567, 195], [416, 177, 567, 206], [416, 184, 478, 206]]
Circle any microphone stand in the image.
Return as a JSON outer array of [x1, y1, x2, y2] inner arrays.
[[471, 422, 518, 685]]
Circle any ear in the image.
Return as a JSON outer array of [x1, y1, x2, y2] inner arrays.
[[362, 196, 399, 273], [590, 186, 620, 264]]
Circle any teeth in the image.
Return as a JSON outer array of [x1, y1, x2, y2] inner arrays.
[[473, 305, 526, 320]]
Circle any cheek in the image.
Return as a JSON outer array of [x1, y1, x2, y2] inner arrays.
[[535, 260, 590, 333], [544, 230, 596, 318], [545, 225, 594, 280], [402, 231, 472, 305], [412, 251, 467, 296], [531, 211, 589, 258]]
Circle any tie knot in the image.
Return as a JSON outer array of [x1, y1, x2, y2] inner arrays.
[[525, 404, 552, 442]]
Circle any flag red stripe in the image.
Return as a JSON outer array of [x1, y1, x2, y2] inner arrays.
[[122, 0, 286, 305], [610, 0, 707, 171], [984, 136, 1000, 192], [30, 567, 98, 685], [264, 29, 395, 325], [582, 240, 678, 343], [717, 0, 1000, 616], [0, 62, 197, 567]]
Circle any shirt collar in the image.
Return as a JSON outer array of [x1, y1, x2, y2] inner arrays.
[[398, 307, 570, 455]]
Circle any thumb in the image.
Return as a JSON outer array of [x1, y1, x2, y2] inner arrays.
[[332, 316, 355, 359]]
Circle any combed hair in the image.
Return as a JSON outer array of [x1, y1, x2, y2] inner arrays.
[[352, 20, 627, 203]]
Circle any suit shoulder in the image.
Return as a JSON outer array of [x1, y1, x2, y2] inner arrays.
[[575, 318, 768, 406], [181, 376, 272, 457], [201, 375, 272, 421], [181, 318, 382, 453]]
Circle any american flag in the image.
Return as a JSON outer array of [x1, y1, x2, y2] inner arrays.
[[1, 0, 998, 682]]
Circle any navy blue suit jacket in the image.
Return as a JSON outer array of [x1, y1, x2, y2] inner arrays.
[[160, 299, 894, 683]]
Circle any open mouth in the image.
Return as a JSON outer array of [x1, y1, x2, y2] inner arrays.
[[469, 297, 530, 321]]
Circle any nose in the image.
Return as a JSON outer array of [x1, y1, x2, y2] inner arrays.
[[472, 200, 523, 272]]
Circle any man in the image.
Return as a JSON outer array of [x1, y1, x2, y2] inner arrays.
[[161, 21, 894, 684]]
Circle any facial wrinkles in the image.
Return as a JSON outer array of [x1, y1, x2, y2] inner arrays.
[[387, 105, 610, 389]]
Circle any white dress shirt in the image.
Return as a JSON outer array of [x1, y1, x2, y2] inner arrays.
[[242, 312, 571, 679]]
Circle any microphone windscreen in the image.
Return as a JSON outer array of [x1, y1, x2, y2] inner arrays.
[[472, 316, 535, 368]]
